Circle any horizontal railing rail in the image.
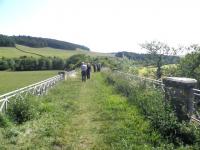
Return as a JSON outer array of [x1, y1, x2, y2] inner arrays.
[[0, 70, 76, 112], [114, 70, 200, 124], [193, 88, 200, 97], [115, 70, 164, 88]]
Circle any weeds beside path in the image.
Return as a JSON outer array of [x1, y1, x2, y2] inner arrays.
[[0, 73, 169, 149]]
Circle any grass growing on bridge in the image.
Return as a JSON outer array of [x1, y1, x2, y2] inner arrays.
[[0, 73, 172, 149], [0, 71, 58, 94]]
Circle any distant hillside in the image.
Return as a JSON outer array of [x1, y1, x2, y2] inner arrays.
[[0, 45, 113, 59], [115, 51, 180, 65], [0, 34, 90, 51]]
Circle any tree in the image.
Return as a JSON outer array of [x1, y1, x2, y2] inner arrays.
[[65, 54, 90, 70], [0, 59, 9, 70], [140, 41, 176, 79], [177, 44, 200, 87]]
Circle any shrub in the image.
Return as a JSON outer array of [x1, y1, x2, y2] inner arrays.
[[7, 97, 37, 124], [0, 59, 9, 70]]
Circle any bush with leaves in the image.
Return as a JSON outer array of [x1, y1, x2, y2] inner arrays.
[[7, 97, 38, 124], [65, 54, 91, 70]]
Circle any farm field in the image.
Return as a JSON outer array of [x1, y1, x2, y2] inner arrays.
[[0, 71, 58, 94], [0, 45, 114, 58], [137, 64, 178, 78]]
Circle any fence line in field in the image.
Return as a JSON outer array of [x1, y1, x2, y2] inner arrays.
[[114, 70, 200, 124], [0, 70, 76, 113]]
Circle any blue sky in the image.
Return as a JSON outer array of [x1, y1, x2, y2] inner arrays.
[[1, 0, 200, 53], [0, 0, 45, 26]]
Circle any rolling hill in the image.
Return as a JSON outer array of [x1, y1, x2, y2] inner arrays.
[[0, 34, 90, 51], [0, 45, 113, 59]]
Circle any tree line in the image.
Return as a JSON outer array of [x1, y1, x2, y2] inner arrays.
[[0, 34, 90, 51], [0, 54, 92, 71], [0, 56, 65, 71], [115, 51, 180, 65]]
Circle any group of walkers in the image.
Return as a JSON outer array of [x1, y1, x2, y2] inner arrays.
[[81, 62, 101, 82]]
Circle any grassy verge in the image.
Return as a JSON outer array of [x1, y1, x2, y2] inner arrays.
[[0, 78, 81, 149], [103, 70, 200, 149]]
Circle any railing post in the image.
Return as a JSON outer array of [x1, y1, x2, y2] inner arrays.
[[163, 77, 197, 121], [58, 71, 66, 80]]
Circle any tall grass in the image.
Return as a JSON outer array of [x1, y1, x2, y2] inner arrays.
[[0, 79, 80, 149], [103, 71, 200, 148]]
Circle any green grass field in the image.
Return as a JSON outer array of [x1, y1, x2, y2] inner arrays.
[[0, 71, 58, 94], [0, 45, 113, 58]]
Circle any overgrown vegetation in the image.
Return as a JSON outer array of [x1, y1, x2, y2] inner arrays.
[[0, 114, 10, 127], [104, 71, 200, 148], [7, 96, 38, 124]]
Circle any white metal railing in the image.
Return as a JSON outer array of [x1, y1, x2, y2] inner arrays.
[[193, 88, 200, 97], [115, 70, 164, 88], [114, 70, 200, 123], [0, 70, 76, 112], [192, 88, 200, 121]]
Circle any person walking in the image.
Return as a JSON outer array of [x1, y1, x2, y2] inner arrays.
[[97, 63, 101, 72], [93, 63, 97, 72], [87, 63, 91, 79], [81, 62, 87, 82]]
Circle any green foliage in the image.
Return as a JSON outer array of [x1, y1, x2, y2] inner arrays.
[[0, 56, 65, 71], [65, 54, 91, 70], [139, 41, 179, 79], [0, 34, 15, 47], [93, 56, 136, 72], [137, 65, 178, 79], [116, 51, 180, 65], [0, 113, 10, 127], [0, 59, 9, 70], [104, 71, 200, 147], [177, 50, 200, 87], [7, 97, 37, 124]]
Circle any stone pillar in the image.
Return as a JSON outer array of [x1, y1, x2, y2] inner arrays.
[[163, 77, 197, 121]]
